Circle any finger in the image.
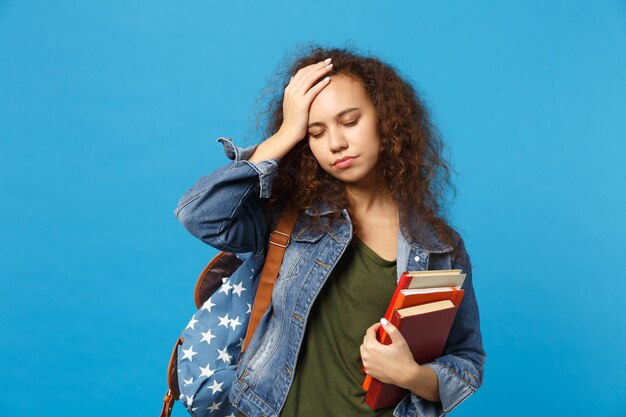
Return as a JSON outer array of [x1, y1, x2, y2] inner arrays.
[[364, 322, 381, 344], [302, 76, 331, 102], [367, 322, 381, 335], [360, 337, 368, 356], [290, 60, 333, 91], [359, 345, 368, 368], [291, 58, 332, 82], [380, 318, 404, 344], [289, 70, 332, 99]]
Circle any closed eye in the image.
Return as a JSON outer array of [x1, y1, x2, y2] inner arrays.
[[309, 119, 359, 138]]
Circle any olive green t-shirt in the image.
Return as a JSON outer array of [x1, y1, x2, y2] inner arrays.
[[237, 237, 398, 416]]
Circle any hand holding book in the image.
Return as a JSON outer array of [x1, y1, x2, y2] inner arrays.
[[361, 270, 466, 410], [360, 318, 422, 389]]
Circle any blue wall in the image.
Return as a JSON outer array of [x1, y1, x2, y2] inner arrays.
[[1, 1, 625, 416]]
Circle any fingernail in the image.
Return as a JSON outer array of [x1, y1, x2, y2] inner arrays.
[[380, 318, 389, 326], [324, 57, 332, 63]]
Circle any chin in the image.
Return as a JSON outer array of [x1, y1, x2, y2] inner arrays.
[[331, 173, 366, 183]]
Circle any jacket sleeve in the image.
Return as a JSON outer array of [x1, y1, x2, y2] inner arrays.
[[396, 237, 486, 417], [174, 137, 279, 255]]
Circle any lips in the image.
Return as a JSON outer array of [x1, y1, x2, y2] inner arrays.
[[333, 156, 356, 169]]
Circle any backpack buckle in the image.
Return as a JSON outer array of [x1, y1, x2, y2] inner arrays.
[[269, 230, 290, 248]]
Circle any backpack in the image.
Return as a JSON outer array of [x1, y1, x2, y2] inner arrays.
[[160, 211, 297, 417]]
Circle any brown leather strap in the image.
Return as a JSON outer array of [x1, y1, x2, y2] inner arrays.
[[159, 390, 174, 417], [160, 336, 184, 417], [241, 209, 298, 353]]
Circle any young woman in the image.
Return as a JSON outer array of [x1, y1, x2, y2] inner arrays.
[[175, 46, 486, 417]]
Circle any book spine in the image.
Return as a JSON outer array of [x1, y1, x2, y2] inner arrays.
[[364, 310, 407, 409], [376, 272, 411, 341]]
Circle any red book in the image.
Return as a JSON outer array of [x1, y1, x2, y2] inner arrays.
[[364, 300, 460, 410]]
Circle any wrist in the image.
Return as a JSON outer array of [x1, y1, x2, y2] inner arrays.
[[400, 362, 422, 390], [404, 364, 441, 403], [248, 132, 297, 163], [274, 128, 304, 145]]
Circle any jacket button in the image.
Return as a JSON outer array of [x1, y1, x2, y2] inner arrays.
[[414, 255, 420, 262]]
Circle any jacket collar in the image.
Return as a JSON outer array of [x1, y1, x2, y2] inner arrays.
[[303, 200, 452, 254], [303, 200, 337, 217], [403, 210, 454, 253]]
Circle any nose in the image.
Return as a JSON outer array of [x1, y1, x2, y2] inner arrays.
[[328, 129, 348, 153]]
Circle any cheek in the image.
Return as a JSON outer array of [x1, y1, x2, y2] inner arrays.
[[308, 141, 326, 165], [365, 134, 383, 157]]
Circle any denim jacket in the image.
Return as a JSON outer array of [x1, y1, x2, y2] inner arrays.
[[175, 137, 486, 417]]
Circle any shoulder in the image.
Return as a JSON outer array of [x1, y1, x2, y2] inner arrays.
[[402, 211, 463, 254], [447, 228, 472, 272]]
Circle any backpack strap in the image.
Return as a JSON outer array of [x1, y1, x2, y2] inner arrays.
[[160, 336, 184, 417], [241, 209, 298, 353]]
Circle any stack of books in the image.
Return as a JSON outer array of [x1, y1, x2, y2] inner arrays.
[[363, 269, 466, 410]]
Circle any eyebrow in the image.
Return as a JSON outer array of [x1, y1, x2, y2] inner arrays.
[[307, 107, 360, 129]]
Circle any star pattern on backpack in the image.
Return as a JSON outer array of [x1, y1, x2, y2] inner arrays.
[[177, 271, 255, 416]]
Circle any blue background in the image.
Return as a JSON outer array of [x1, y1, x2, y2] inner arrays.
[[1, 1, 625, 416]]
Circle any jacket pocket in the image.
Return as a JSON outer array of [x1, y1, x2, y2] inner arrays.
[[290, 220, 327, 244]]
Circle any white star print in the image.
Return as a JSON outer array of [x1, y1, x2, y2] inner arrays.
[[217, 347, 232, 364], [217, 313, 230, 328], [186, 395, 193, 407], [208, 379, 224, 394], [218, 281, 233, 295], [182, 345, 197, 361], [229, 315, 242, 330], [183, 377, 193, 386], [246, 303, 252, 314], [207, 401, 221, 412], [232, 282, 246, 297], [237, 337, 244, 347], [186, 317, 199, 330], [200, 329, 216, 345], [226, 413, 236, 417], [199, 363, 215, 378], [201, 298, 216, 313]]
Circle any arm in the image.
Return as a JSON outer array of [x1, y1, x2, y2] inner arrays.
[[174, 137, 278, 255], [361, 236, 486, 416], [425, 237, 486, 402], [403, 236, 486, 416], [175, 59, 336, 254]]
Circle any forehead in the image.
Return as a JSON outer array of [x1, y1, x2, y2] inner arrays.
[[308, 75, 373, 120]]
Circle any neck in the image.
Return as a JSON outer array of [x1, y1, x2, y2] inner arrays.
[[345, 179, 395, 214]]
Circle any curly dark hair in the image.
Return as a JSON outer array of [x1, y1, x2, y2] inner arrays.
[[253, 44, 458, 250]]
